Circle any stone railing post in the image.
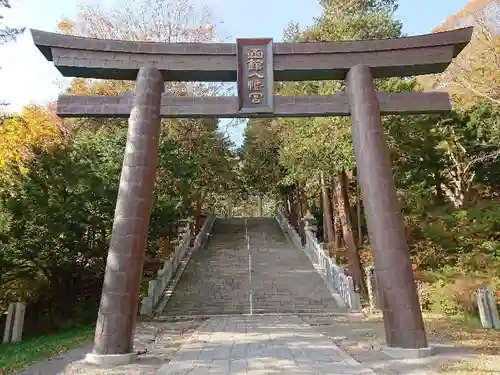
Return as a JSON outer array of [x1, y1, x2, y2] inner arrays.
[[302, 211, 317, 247], [365, 265, 380, 310], [477, 288, 500, 329], [10, 301, 26, 343], [2, 303, 15, 343], [347, 276, 362, 310], [303, 211, 317, 232], [3, 302, 26, 343], [86, 66, 164, 365]]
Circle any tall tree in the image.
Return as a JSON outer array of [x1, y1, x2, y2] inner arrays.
[[423, 0, 500, 106], [273, 0, 405, 289], [57, 0, 236, 222], [240, 118, 283, 197], [57, 0, 226, 98], [0, 105, 66, 170]]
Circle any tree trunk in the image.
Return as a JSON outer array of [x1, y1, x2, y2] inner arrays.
[[194, 194, 203, 234], [299, 185, 309, 213], [356, 177, 363, 247], [334, 171, 366, 293], [318, 186, 326, 242], [289, 185, 299, 232], [434, 169, 444, 203], [320, 171, 336, 249], [286, 190, 293, 215], [296, 183, 306, 243], [330, 186, 343, 249]]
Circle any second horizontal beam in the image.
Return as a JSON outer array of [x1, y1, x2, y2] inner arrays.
[[57, 92, 450, 118]]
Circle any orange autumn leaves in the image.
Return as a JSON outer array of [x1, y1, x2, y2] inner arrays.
[[422, 0, 500, 107], [0, 105, 66, 170]]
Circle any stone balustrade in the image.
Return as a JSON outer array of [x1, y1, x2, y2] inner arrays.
[[275, 206, 360, 310], [140, 214, 216, 316], [476, 288, 500, 329], [2, 301, 26, 343]]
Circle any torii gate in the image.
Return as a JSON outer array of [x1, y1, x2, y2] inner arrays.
[[31, 26, 472, 364]]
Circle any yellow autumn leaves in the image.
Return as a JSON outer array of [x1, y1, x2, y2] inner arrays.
[[0, 105, 65, 170]]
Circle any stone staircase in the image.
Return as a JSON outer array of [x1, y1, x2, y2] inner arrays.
[[159, 217, 342, 317]]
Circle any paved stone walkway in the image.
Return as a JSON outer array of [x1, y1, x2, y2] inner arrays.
[[157, 315, 376, 374]]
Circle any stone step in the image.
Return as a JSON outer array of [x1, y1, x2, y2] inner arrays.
[[159, 217, 342, 317]]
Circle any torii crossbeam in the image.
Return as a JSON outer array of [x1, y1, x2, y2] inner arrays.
[[31, 26, 472, 364], [56, 92, 452, 118]]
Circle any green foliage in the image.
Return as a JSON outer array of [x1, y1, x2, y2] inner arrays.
[[407, 203, 500, 271], [392, 102, 500, 210], [240, 118, 284, 196], [314, 0, 402, 41], [0, 127, 124, 330], [0, 324, 94, 375], [0, 114, 235, 334], [418, 271, 495, 317], [406, 201, 500, 316], [420, 279, 463, 316], [238, 1, 500, 320], [240, 0, 410, 190]]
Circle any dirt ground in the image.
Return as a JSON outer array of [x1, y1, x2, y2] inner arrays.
[[301, 311, 500, 375]]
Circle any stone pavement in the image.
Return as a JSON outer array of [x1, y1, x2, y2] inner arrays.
[[12, 314, 497, 375], [157, 315, 376, 374]]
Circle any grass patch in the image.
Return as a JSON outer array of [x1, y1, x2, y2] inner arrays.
[[0, 324, 94, 375]]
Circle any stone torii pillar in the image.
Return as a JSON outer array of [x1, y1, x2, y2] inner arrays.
[[347, 65, 428, 354], [86, 67, 164, 364]]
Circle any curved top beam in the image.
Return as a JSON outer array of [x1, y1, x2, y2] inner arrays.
[[31, 27, 472, 81]]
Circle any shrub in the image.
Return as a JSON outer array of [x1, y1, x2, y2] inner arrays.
[[406, 202, 500, 273], [419, 273, 489, 316], [490, 276, 500, 304], [420, 279, 462, 315]]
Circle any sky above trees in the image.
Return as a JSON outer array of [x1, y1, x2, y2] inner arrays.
[[0, 0, 470, 145]]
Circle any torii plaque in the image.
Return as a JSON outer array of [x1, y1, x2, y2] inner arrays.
[[31, 26, 472, 363], [236, 38, 274, 113]]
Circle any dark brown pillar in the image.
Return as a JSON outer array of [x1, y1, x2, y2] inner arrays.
[[346, 64, 427, 349], [92, 67, 164, 355]]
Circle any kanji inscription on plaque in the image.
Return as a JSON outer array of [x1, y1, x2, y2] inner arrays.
[[237, 38, 274, 113]]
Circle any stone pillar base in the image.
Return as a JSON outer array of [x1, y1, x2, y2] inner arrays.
[[85, 352, 137, 366], [382, 345, 434, 359]]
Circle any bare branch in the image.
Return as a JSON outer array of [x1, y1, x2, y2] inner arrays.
[[465, 149, 500, 172], [424, 1, 500, 106], [61, 0, 228, 97]]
